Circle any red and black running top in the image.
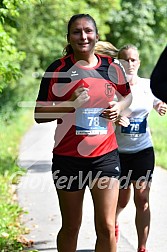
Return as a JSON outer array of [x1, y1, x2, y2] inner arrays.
[[36, 53, 131, 158]]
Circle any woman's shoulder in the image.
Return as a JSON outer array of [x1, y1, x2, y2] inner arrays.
[[96, 53, 115, 63], [45, 54, 73, 72], [138, 77, 150, 84], [137, 77, 151, 89]]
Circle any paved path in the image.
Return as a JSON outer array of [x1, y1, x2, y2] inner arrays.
[[17, 121, 167, 252]]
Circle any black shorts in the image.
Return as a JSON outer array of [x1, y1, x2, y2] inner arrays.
[[52, 149, 120, 191], [119, 147, 155, 189]]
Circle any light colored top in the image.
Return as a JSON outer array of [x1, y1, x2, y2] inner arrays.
[[115, 77, 160, 153]]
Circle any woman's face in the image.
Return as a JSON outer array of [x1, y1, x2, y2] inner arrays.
[[68, 18, 99, 56], [119, 48, 140, 76]]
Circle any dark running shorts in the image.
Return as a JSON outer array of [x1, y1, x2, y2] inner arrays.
[[119, 147, 155, 188], [52, 149, 120, 191]]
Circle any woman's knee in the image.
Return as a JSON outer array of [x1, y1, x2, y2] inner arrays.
[[134, 183, 150, 210], [117, 198, 128, 209], [134, 193, 149, 210], [61, 222, 81, 237], [96, 221, 115, 239], [61, 215, 82, 236]]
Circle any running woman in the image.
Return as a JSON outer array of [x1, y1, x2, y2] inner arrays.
[[115, 44, 167, 252], [34, 14, 132, 252]]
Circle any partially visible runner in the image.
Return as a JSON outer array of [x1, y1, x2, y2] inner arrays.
[[150, 45, 167, 103], [34, 14, 132, 252], [115, 44, 167, 252]]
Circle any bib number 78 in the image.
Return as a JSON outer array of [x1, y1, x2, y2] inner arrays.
[[88, 116, 100, 127]]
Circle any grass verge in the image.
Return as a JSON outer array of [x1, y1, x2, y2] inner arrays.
[[148, 109, 167, 169], [0, 109, 37, 251]]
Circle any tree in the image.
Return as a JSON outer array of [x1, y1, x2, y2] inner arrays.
[[0, 0, 29, 92], [16, 0, 120, 70], [106, 0, 167, 76], [1, 0, 166, 120], [0, 0, 120, 120]]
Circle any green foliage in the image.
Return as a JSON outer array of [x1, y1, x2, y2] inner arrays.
[[0, 0, 121, 123], [15, 0, 119, 70], [0, 23, 25, 92], [1, 0, 167, 123], [0, 109, 33, 174], [0, 0, 29, 92], [0, 0, 122, 123], [0, 109, 34, 251], [0, 186, 24, 251], [107, 0, 167, 77]]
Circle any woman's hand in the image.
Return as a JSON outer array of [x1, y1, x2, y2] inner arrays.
[[116, 116, 130, 127], [70, 84, 90, 108], [155, 102, 167, 116], [34, 84, 90, 124], [100, 101, 122, 122]]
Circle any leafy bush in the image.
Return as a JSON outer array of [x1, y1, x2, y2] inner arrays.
[[0, 109, 34, 251]]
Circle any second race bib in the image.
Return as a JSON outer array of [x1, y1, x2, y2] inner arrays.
[[121, 117, 147, 134]]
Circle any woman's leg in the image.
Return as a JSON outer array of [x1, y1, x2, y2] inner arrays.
[[90, 177, 119, 252], [56, 188, 85, 252], [116, 152, 132, 225], [115, 186, 131, 242], [133, 181, 151, 250], [116, 185, 131, 223], [116, 186, 131, 216]]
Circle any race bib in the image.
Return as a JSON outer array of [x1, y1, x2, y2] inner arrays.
[[76, 108, 107, 135], [121, 118, 147, 134]]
